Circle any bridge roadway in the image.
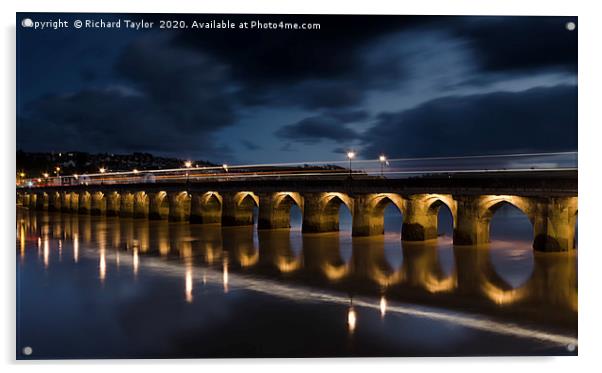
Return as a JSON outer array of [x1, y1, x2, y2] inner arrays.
[[16, 170, 578, 252]]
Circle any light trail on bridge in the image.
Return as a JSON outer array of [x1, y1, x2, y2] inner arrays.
[[18, 151, 578, 188]]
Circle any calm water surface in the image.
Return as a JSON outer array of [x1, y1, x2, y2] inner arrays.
[[16, 205, 577, 358]]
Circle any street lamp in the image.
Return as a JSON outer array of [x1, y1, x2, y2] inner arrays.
[[54, 166, 61, 177], [379, 154, 387, 177], [223, 164, 229, 180], [347, 151, 355, 178], [184, 161, 193, 183]]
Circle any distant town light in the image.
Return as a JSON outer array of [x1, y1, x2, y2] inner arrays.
[[73, 174, 78, 179], [133, 169, 139, 174], [55, 166, 61, 172], [99, 168, 106, 174], [223, 164, 229, 172], [19, 172, 25, 178], [379, 154, 387, 162], [42, 173, 49, 178], [184, 161, 193, 168]]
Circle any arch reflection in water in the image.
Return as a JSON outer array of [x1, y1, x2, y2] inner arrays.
[[17, 209, 577, 333]]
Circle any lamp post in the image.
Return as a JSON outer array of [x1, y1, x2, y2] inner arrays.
[[55, 166, 61, 185], [99, 167, 106, 185], [347, 151, 355, 178], [379, 154, 387, 177], [185, 161, 192, 183]]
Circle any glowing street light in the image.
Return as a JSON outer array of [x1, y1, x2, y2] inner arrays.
[[347, 151, 355, 178], [54, 166, 61, 177], [379, 154, 387, 177], [99, 167, 106, 174], [223, 164, 229, 180], [184, 161, 193, 168], [42, 173, 49, 179], [132, 169, 139, 174]]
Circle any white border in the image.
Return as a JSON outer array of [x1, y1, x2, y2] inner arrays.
[[3, 0, 601, 371]]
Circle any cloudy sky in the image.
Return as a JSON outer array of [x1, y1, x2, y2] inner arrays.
[[17, 14, 577, 165]]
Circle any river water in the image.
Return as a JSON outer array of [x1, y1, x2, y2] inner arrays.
[[16, 205, 577, 358]]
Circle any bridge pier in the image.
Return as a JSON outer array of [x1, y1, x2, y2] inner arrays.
[[258, 192, 303, 229], [133, 192, 150, 218], [149, 192, 168, 220], [91, 192, 106, 215], [190, 192, 222, 224], [120, 192, 134, 218], [106, 191, 121, 216], [351, 193, 405, 236], [27, 193, 36, 210], [78, 192, 92, 214], [302, 192, 353, 233], [168, 191, 191, 221], [402, 195, 442, 241], [66, 192, 78, 212], [532, 197, 578, 252], [222, 192, 259, 226], [49, 192, 61, 211]]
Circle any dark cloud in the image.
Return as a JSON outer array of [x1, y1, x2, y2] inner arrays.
[[362, 85, 577, 158], [17, 14, 578, 162], [240, 140, 261, 151], [275, 110, 367, 144], [449, 16, 577, 74], [18, 34, 238, 159]]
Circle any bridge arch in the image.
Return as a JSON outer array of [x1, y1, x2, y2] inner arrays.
[[191, 191, 222, 224], [35, 192, 49, 210], [425, 194, 457, 236], [480, 196, 535, 246]]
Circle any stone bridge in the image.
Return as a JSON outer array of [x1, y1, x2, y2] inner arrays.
[[16, 171, 578, 252]]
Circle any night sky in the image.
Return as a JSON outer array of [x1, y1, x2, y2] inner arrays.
[[16, 14, 577, 165]]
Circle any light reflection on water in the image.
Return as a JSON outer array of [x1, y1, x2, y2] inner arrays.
[[16, 207, 577, 358]]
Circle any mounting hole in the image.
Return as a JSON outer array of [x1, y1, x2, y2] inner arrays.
[[22, 346, 33, 356], [566, 22, 576, 31], [21, 18, 33, 28]]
